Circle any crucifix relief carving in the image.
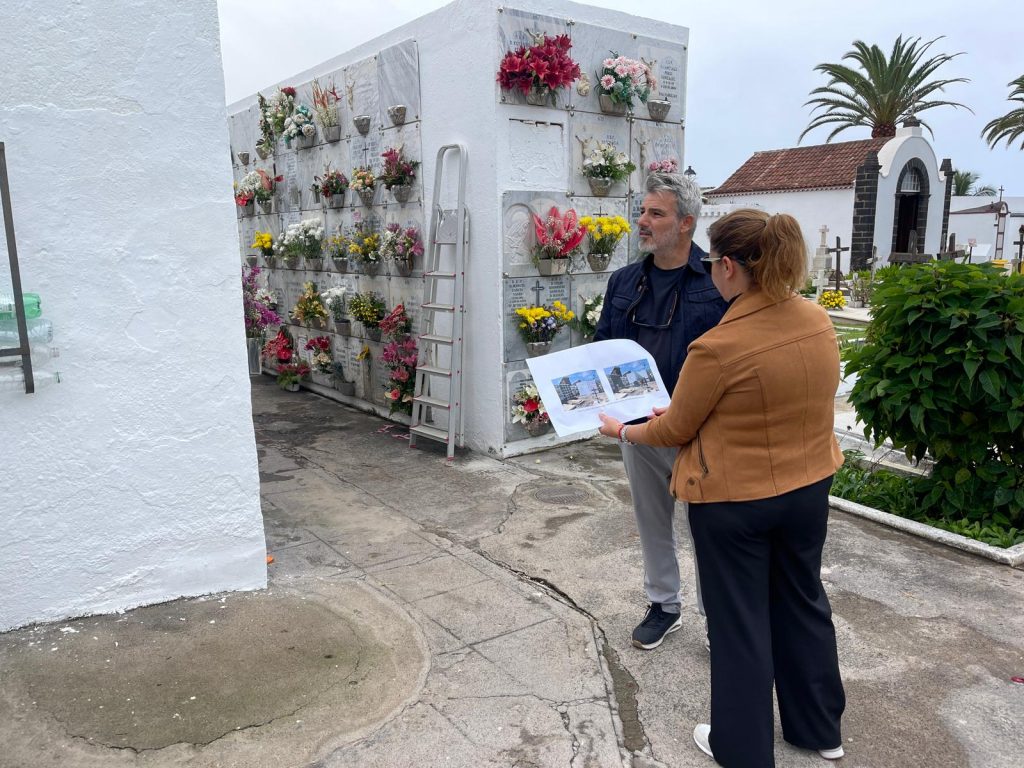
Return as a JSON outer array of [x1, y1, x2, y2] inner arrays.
[[529, 280, 546, 306]]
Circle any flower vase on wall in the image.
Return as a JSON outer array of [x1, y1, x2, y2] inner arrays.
[[324, 125, 342, 143], [357, 188, 375, 207], [586, 253, 611, 272], [598, 94, 627, 115], [387, 105, 407, 126], [246, 338, 263, 375], [524, 419, 551, 437], [526, 341, 552, 357], [536, 259, 568, 276], [586, 177, 613, 197], [647, 99, 671, 121], [391, 184, 412, 204]]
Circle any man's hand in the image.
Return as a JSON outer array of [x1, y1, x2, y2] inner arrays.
[[650, 406, 668, 418]]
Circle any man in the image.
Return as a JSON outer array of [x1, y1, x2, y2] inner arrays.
[[594, 171, 727, 650]]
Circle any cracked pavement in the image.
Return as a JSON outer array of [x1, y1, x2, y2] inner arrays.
[[2, 378, 1023, 767]]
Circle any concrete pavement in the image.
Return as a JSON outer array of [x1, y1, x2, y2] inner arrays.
[[1, 377, 1022, 767]]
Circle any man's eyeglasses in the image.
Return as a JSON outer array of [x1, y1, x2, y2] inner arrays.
[[700, 254, 723, 265], [627, 282, 680, 330]]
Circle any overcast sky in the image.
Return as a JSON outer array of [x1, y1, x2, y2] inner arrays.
[[217, 0, 1024, 194]]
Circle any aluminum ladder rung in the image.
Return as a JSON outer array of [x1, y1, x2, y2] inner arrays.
[[424, 271, 456, 280], [423, 302, 455, 312], [417, 364, 452, 377], [419, 333, 454, 345], [410, 423, 450, 442], [414, 394, 451, 409]]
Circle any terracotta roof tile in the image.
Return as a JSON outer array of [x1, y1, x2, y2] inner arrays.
[[708, 138, 889, 196]]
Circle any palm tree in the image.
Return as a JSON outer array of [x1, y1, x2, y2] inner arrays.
[[952, 170, 997, 196], [982, 75, 1024, 150], [801, 36, 970, 142]]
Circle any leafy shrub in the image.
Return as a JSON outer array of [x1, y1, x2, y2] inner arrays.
[[832, 451, 1024, 547], [844, 262, 1024, 529]]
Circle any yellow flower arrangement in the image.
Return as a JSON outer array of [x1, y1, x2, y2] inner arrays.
[[346, 231, 382, 264], [514, 301, 574, 343], [251, 231, 274, 256], [817, 289, 846, 311], [328, 234, 349, 260], [290, 282, 329, 325], [578, 215, 631, 256]]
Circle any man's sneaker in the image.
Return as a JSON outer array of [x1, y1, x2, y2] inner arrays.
[[819, 745, 845, 759], [631, 603, 682, 649]]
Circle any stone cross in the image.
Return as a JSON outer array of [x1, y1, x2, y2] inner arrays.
[[826, 236, 850, 291], [819, 225, 829, 249], [530, 280, 547, 306]]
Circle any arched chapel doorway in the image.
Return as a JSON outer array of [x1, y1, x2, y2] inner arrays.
[[892, 159, 930, 253]]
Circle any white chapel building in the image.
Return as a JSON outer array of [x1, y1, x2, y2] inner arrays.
[[695, 117, 954, 272]]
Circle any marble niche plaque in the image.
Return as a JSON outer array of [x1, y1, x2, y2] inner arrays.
[[377, 39, 421, 124], [629, 120, 683, 190], [565, 194, 630, 275], [344, 54, 380, 139], [562, 22, 638, 115], [501, 190, 570, 278], [503, 274, 571, 362], [637, 38, 687, 124], [568, 113, 631, 198], [496, 8, 570, 107], [565, 271, 612, 347], [508, 118, 567, 189]]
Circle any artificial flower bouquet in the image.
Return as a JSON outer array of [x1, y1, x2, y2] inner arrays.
[[310, 78, 341, 129], [265, 86, 296, 136], [253, 168, 284, 203], [379, 224, 424, 268], [347, 291, 387, 329], [276, 361, 310, 390], [531, 206, 586, 264], [496, 33, 581, 105], [315, 168, 349, 201], [279, 219, 325, 261], [581, 142, 636, 182], [327, 234, 349, 262], [242, 266, 282, 339], [597, 54, 655, 108], [511, 383, 549, 427], [283, 104, 316, 145], [379, 147, 418, 189], [290, 282, 328, 326], [263, 327, 294, 363], [567, 293, 603, 338], [648, 158, 679, 174], [578, 215, 630, 255], [345, 226, 382, 266], [320, 285, 348, 321], [304, 336, 334, 374], [818, 289, 846, 311], [514, 301, 574, 343], [380, 304, 417, 415], [251, 231, 275, 257], [350, 167, 376, 192], [233, 171, 261, 207]]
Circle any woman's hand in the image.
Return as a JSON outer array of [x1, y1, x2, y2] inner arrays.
[[597, 412, 622, 439]]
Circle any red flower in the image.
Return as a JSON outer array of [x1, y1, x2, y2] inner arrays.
[[523, 399, 539, 413], [281, 86, 296, 97]]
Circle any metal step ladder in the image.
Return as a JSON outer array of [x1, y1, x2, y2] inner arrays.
[[409, 144, 468, 460]]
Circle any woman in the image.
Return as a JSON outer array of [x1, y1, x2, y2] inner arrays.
[[598, 209, 846, 767]]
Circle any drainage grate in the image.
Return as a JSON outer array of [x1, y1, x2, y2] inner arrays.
[[531, 485, 592, 505]]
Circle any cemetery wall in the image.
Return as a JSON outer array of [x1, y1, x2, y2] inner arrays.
[[230, 0, 690, 457], [0, 0, 267, 631]]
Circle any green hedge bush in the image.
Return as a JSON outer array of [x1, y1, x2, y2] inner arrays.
[[843, 261, 1024, 534]]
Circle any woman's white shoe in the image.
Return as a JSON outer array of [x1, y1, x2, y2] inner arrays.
[[819, 745, 845, 759], [693, 724, 714, 758]]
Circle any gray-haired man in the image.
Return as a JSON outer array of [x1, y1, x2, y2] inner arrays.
[[593, 172, 727, 649]]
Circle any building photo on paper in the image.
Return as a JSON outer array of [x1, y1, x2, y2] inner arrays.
[[604, 359, 659, 399], [551, 370, 609, 411]]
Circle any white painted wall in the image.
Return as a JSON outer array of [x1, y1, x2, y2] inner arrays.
[[0, 1, 266, 631], [699, 189, 854, 266], [875, 126, 948, 264]]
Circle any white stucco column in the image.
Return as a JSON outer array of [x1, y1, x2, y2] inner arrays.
[[0, 1, 267, 631]]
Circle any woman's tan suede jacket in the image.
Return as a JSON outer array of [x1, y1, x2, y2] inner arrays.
[[632, 287, 844, 503]]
